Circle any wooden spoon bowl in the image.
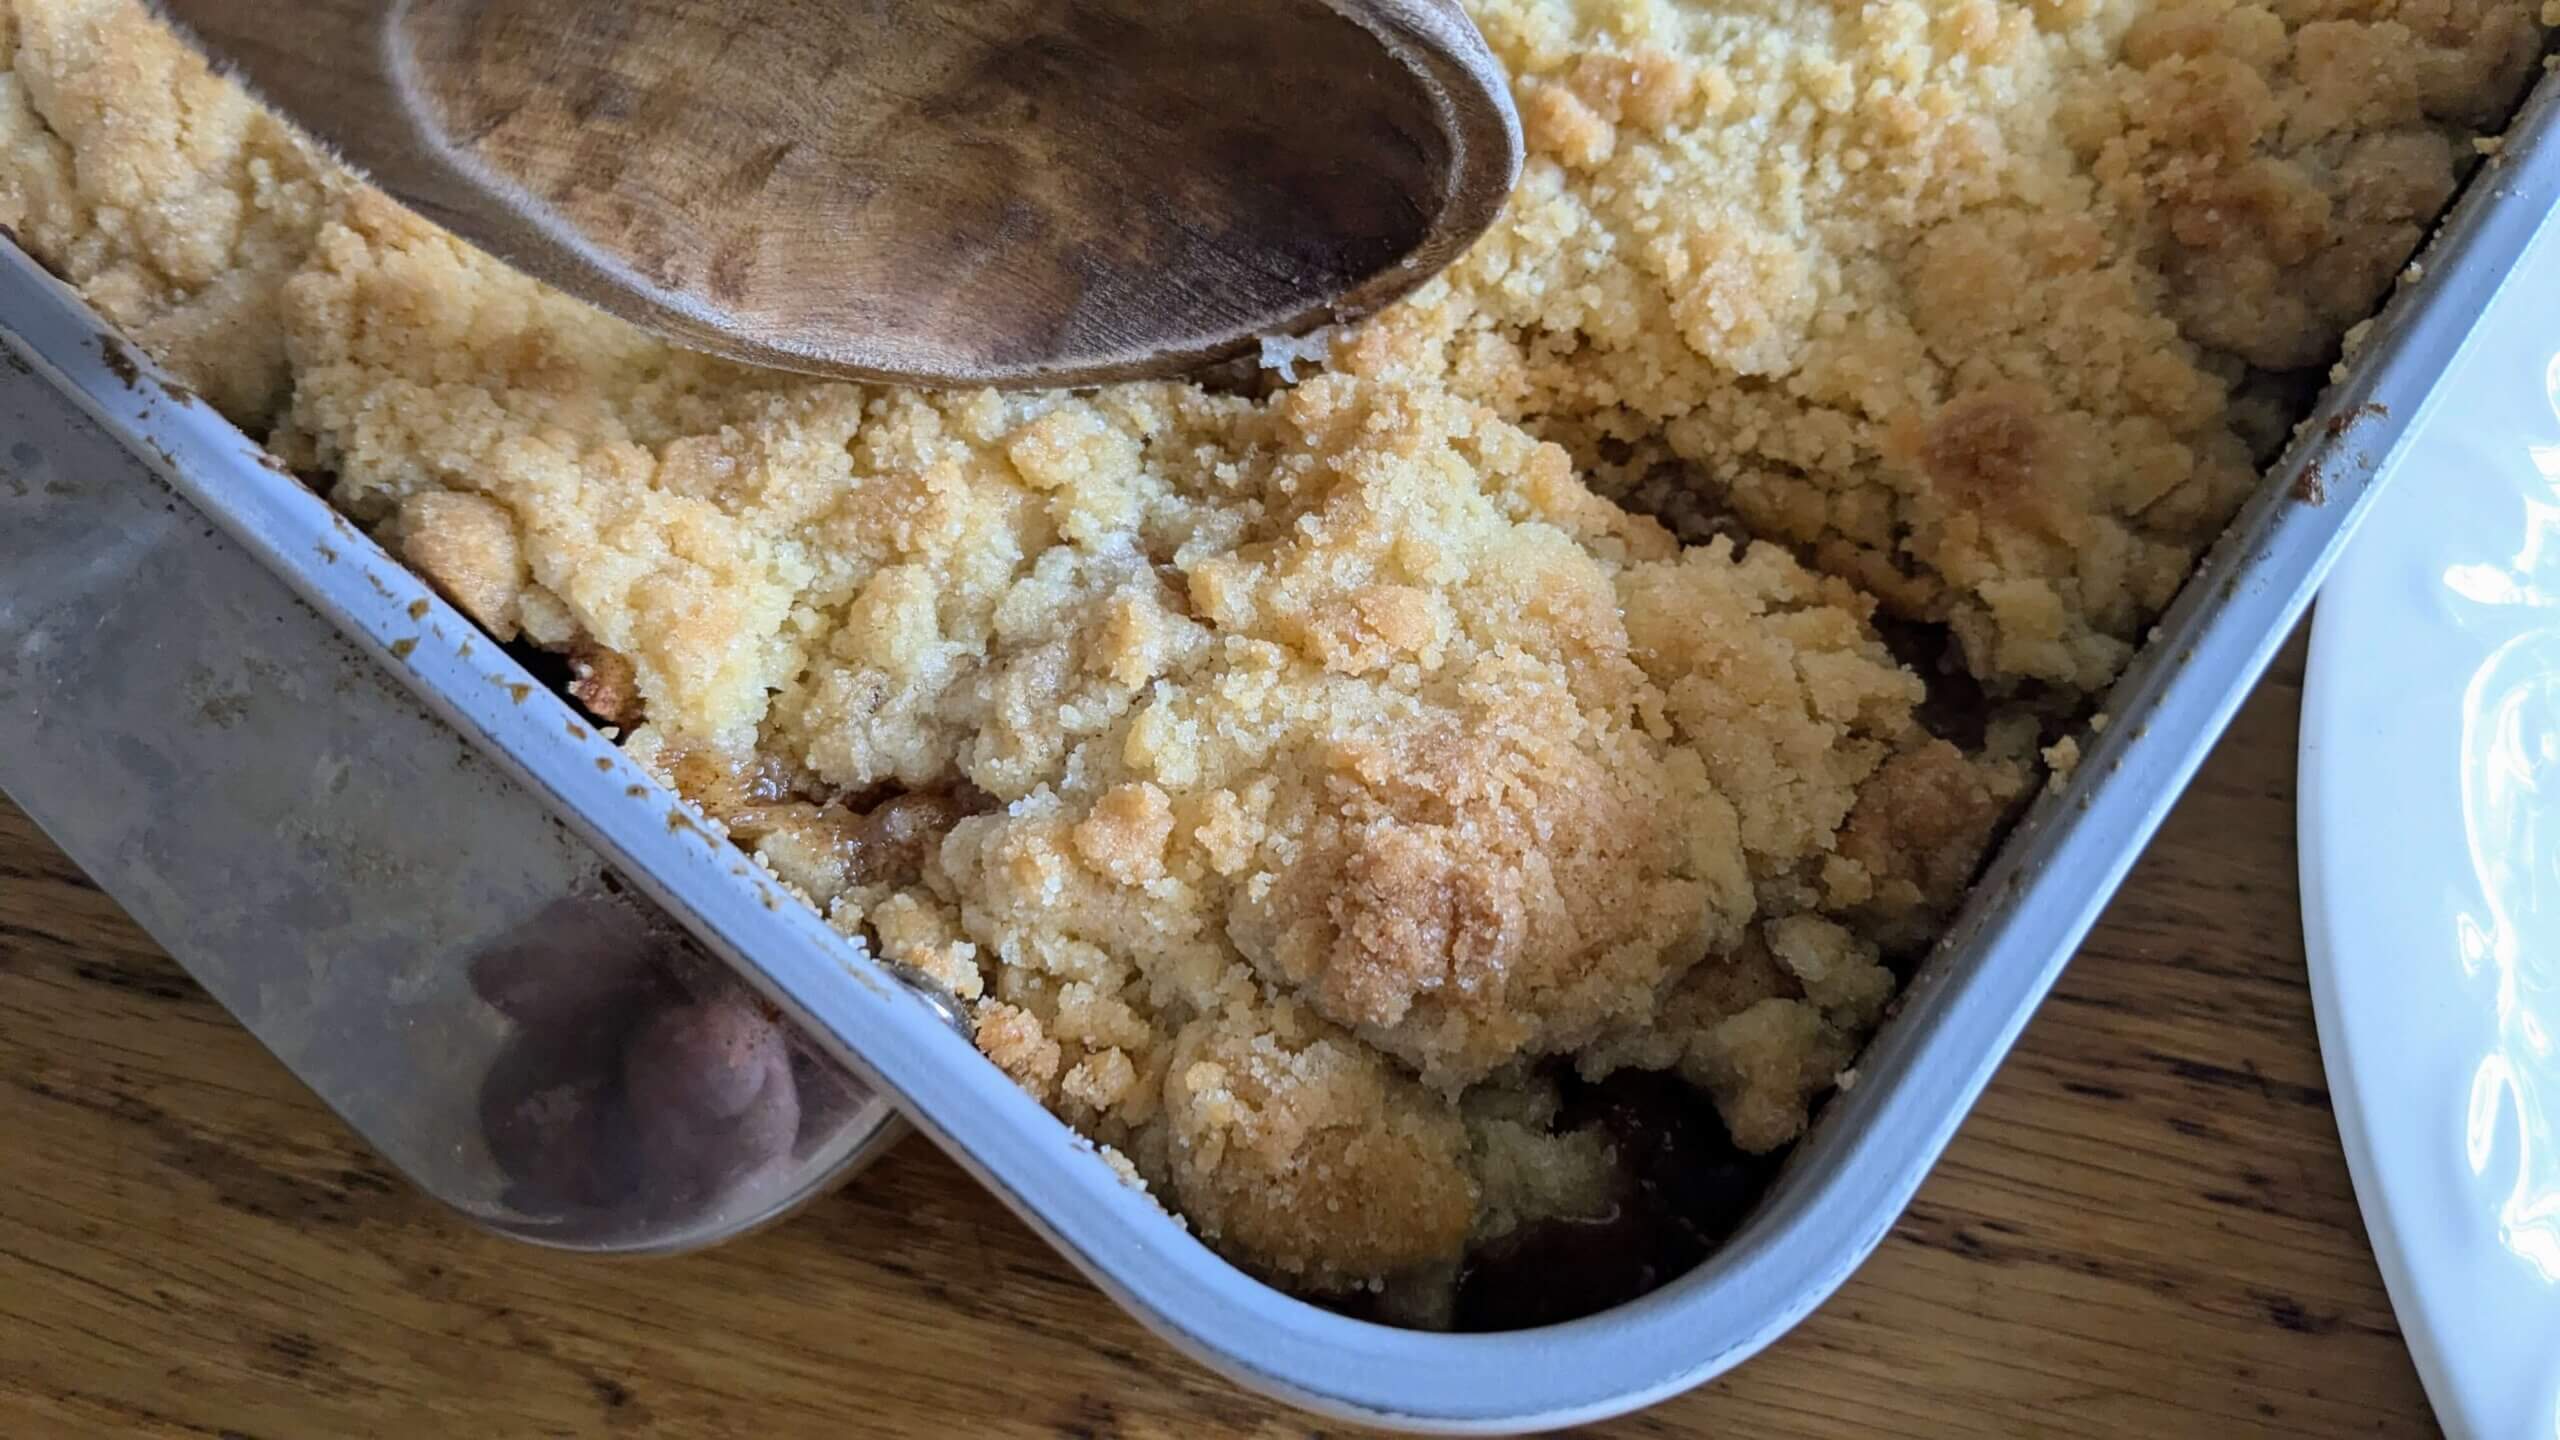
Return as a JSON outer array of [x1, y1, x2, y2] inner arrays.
[[152, 0, 1520, 387]]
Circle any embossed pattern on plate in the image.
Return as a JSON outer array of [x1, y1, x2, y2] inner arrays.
[[2303, 219, 2560, 1440]]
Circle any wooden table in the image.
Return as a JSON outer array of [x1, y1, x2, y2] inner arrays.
[[0, 635, 2426, 1439]]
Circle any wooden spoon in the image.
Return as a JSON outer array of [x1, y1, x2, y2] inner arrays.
[[150, 0, 1520, 388]]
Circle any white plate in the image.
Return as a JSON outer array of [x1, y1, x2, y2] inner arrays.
[[2302, 220, 2560, 1440]]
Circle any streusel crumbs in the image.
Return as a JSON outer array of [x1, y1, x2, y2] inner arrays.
[[0, 0, 2537, 1308]]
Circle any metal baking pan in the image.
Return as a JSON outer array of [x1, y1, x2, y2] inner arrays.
[[4, 67, 2554, 1435]]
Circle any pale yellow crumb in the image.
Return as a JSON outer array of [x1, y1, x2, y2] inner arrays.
[[2043, 736, 2084, 794]]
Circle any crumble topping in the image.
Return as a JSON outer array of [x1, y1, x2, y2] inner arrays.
[[0, 0, 339, 420], [1338, 0, 2541, 692], [2, 0, 2537, 1305]]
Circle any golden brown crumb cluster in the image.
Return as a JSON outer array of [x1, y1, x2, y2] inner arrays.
[[1342, 0, 2543, 692], [0, 0, 340, 419], [0, 0, 2537, 1298]]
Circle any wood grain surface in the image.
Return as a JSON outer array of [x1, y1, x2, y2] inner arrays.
[[0, 631, 2431, 1439], [152, 0, 1520, 387]]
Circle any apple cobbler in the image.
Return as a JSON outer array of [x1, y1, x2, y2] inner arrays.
[[1, 0, 2541, 1321]]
